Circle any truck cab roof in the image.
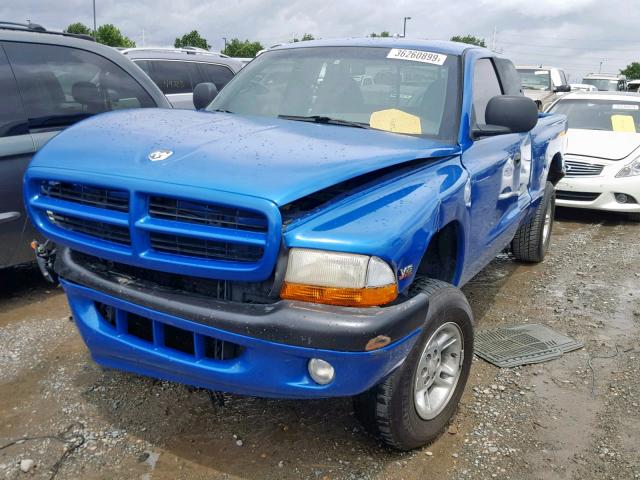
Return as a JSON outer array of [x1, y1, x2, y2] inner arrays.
[[269, 38, 490, 56]]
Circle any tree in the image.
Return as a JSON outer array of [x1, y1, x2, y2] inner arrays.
[[621, 62, 640, 80], [175, 30, 211, 50], [370, 31, 390, 38], [450, 34, 486, 47], [293, 33, 315, 42], [222, 38, 264, 58], [95, 24, 135, 48], [65, 22, 92, 36]]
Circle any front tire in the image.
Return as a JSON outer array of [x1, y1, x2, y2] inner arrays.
[[511, 181, 555, 263], [353, 278, 474, 450]]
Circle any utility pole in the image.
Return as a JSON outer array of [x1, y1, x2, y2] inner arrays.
[[222, 37, 227, 52], [92, 0, 97, 38], [142, 28, 145, 47], [403, 17, 411, 38], [599, 60, 603, 73], [492, 26, 497, 51]]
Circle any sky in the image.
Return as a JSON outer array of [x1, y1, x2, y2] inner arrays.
[[2, 0, 639, 82]]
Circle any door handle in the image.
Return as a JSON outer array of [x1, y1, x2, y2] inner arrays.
[[513, 152, 522, 166], [0, 211, 21, 224]]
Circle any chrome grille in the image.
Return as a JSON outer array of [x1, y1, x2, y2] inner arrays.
[[565, 160, 605, 177]]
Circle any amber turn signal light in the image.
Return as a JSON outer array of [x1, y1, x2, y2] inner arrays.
[[280, 282, 398, 307]]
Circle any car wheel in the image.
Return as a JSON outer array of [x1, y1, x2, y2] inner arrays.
[[353, 277, 474, 450], [511, 181, 555, 263]]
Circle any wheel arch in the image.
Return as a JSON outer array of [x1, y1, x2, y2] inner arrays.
[[548, 151, 564, 185], [412, 220, 464, 286]]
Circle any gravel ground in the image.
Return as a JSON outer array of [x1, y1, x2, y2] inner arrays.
[[0, 207, 638, 480]]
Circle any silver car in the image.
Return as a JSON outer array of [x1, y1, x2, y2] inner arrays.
[[123, 47, 243, 109]]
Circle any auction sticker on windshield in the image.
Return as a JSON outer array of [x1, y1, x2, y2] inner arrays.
[[387, 49, 447, 65]]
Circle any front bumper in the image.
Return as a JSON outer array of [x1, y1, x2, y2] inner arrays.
[[57, 249, 428, 398], [556, 164, 640, 213]]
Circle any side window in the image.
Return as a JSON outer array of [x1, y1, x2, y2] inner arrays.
[[472, 58, 503, 125], [4, 42, 156, 131], [198, 63, 235, 91], [494, 58, 523, 95], [0, 46, 28, 137], [138, 60, 202, 94], [559, 70, 568, 85]]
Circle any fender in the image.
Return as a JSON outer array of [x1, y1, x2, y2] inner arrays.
[[284, 156, 469, 293]]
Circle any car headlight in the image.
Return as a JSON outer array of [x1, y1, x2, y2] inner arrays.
[[280, 248, 397, 307], [616, 157, 640, 177]]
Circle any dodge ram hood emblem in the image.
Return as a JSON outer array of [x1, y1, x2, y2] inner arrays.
[[148, 149, 173, 162]]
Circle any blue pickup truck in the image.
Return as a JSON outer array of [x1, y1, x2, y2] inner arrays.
[[25, 39, 566, 450]]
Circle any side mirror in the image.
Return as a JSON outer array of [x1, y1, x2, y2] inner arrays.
[[193, 82, 218, 110], [554, 84, 571, 93], [477, 95, 538, 137]]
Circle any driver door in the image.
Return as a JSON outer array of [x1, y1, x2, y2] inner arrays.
[[461, 58, 527, 278]]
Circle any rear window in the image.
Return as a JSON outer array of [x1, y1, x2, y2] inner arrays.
[[4, 42, 156, 131], [135, 60, 202, 94], [549, 99, 640, 132], [198, 63, 235, 91], [518, 69, 551, 91]]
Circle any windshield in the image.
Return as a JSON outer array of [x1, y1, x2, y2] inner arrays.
[[582, 78, 622, 91], [517, 69, 551, 91], [549, 99, 640, 132], [208, 46, 460, 140]]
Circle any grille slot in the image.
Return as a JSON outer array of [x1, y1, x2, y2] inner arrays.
[[40, 181, 129, 212], [204, 337, 243, 361], [164, 324, 195, 355], [565, 160, 605, 177], [149, 196, 267, 232], [556, 191, 601, 202], [149, 233, 263, 262], [94, 302, 242, 361], [127, 313, 154, 342], [48, 211, 131, 245]]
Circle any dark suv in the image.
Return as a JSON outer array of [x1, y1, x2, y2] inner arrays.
[[0, 22, 170, 270]]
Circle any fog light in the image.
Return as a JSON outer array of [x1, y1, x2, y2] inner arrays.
[[615, 193, 629, 204], [308, 358, 335, 385]]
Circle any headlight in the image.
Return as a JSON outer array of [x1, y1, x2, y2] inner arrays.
[[616, 157, 640, 177], [280, 248, 397, 307]]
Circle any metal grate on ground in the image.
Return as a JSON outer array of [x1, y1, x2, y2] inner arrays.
[[474, 324, 584, 368]]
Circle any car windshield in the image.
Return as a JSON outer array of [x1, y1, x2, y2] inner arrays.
[[208, 46, 460, 140], [518, 69, 551, 91], [549, 99, 640, 132], [582, 78, 621, 91]]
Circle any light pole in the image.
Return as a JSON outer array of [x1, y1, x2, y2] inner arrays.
[[403, 16, 411, 38], [92, 0, 97, 37], [222, 37, 227, 52]]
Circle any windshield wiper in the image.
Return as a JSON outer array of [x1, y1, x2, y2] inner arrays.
[[211, 109, 234, 113], [278, 115, 370, 129]]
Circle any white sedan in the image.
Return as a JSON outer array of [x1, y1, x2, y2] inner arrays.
[[547, 91, 640, 221]]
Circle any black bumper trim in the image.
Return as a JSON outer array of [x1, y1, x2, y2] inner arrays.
[[55, 248, 429, 352]]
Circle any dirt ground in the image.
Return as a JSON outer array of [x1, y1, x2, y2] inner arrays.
[[0, 207, 639, 480]]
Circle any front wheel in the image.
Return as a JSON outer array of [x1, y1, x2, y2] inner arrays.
[[511, 181, 555, 263], [353, 278, 474, 450]]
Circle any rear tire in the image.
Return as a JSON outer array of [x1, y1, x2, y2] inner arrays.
[[511, 181, 555, 263], [353, 278, 474, 450]]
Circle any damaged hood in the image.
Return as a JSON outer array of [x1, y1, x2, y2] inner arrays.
[[566, 128, 640, 161], [31, 108, 459, 206]]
